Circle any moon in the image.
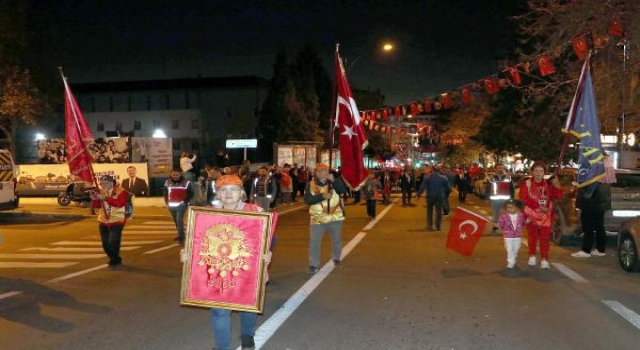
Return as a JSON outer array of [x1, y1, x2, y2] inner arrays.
[[459, 220, 479, 235]]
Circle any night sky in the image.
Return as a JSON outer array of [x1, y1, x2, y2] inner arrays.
[[47, 0, 523, 105]]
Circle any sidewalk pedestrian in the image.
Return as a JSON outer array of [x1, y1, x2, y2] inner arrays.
[[304, 163, 348, 273], [90, 175, 128, 270], [519, 162, 562, 269], [498, 199, 526, 269], [179, 151, 197, 181], [250, 166, 276, 212], [163, 169, 194, 245]]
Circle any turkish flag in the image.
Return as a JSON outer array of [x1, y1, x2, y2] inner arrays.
[[62, 73, 95, 184], [609, 20, 624, 37], [572, 34, 589, 61], [410, 103, 418, 116], [394, 106, 401, 117], [335, 52, 368, 190], [441, 94, 453, 109], [382, 108, 389, 121], [507, 66, 521, 86], [536, 54, 556, 76], [423, 99, 433, 113], [484, 77, 500, 94], [462, 86, 472, 105], [446, 207, 489, 256]]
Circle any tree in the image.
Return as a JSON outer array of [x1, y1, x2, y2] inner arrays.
[[257, 48, 290, 161]]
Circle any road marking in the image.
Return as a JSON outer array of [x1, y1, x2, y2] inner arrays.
[[47, 264, 109, 283], [552, 263, 589, 283], [0, 291, 22, 300], [0, 262, 78, 268], [141, 221, 175, 225], [602, 300, 640, 330], [124, 231, 175, 235], [126, 225, 175, 230], [20, 246, 140, 252], [276, 206, 305, 215], [52, 240, 163, 245], [251, 200, 391, 349], [0, 253, 105, 259], [363, 201, 395, 231], [144, 244, 180, 254]]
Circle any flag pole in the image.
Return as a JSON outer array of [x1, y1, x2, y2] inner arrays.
[[326, 44, 341, 212]]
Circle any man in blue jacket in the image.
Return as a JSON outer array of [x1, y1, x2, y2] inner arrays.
[[416, 165, 451, 231]]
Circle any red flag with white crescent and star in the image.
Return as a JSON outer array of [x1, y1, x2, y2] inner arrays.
[[446, 207, 489, 256], [334, 52, 368, 190]]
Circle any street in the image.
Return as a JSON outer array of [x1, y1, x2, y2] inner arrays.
[[1, 194, 640, 349]]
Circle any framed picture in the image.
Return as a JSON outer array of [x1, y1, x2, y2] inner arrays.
[[180, 206, 275, 313]]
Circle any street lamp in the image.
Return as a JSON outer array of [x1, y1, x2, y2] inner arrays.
[[35, 133, 46, 141]]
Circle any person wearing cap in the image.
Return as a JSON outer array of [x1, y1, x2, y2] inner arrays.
[[163, 169, 194, 245], [304, 163, 348, 273], [180, 174, 275, 350], [90, 174, 129, 269]]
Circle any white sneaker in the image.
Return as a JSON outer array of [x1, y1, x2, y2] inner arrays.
[[591, 250, 606, 257], [507, 262, 515, 269], [571, 251, 591, 258], [541, 260, 550, 269], [528, 256, 537, 266]]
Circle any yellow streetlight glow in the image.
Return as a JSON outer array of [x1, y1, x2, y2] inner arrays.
[[382, 43, 394, 51]]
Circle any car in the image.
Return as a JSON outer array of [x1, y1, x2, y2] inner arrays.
[[552, 168, 640, 245], [618, 218, 640, 272]]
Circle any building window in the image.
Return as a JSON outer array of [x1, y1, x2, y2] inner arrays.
[[147, 96, 151, 110], [191, 119, 199, 129], [166, 94, 171, 109], [109, 97, 114, 112], [134, 121, 141, 130], [97, 121, 104, 131], [153, 120, 160, 128], [115, 121, 122, 131], [172, 120, 179, 129]]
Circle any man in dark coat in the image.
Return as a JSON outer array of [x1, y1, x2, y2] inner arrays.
[[572, 181, 611, 257]]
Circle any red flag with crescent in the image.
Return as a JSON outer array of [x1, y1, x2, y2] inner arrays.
[[335, 52, 368, 190], [572, 34, 589, 61], [536, 54, 556, 77], [446, 207, 489, 256]]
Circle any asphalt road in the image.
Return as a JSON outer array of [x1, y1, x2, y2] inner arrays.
[[1, 194, 640, 349]]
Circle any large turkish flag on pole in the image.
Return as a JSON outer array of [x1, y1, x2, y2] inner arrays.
[[334, 51, 368, 190], [446, 207, 489, 256]]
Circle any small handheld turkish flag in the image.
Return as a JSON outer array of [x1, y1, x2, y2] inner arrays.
[[446, 207, 489, 256]]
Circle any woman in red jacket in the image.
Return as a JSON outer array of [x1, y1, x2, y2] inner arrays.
[[519, 161, 563, 269], [91, 174, 129, 270]]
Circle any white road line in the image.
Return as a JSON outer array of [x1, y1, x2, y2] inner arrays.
[[0, 253, 105, 259], [47, 264, 109, 283], [20, 246, 140, 252], [0, 262, 78, 268], [363, 201, 395, 231], [276, 206, 305, 215], [602, 300, 640, 330], [144, 244, 180, 254], [0, 291, 22, 300], [126, 225, 175, 230], [141, 221, 175, 225], [250, 202, 390, 349], [124, 231, 174, 235], [52, 240, 163, 245], [552, 263, 589, 283]]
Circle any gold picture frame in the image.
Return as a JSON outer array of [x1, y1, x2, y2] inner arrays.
[[180, 206, 274, 313]]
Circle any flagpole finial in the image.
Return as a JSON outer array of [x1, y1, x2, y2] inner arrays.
[[335, 43, 339, 53]]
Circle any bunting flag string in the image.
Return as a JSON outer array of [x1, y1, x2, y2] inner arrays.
[[359, 20, 624, 123]]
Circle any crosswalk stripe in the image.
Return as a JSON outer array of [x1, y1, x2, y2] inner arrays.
[[124, 231, 174, 235], [0, 253, 105, 259], [144, 244, 180, 254], [52, 240, 163, 245], [140, 221, 174, 225], [0, 291, 22, 299], [48, 264, 108, 283], [0, 262, 78, 268], [126, 225, 175, 230], [20, 247, 140, 252]]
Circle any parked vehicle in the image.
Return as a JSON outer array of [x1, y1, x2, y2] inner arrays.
[[618, 218, 640, 272], [57, 182, 93, 207], [0, 149, 19, 211], [551, 168, 640, 245]]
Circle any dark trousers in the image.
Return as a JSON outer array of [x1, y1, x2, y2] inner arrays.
[[458, 186, 467, 202], [353, 190, 361, 203], [401, 189, 412, 205], [99, 224, 124, 264], [581, 210, 606, 253], [426, 196, 443, 229], [366, 199, 376, 218], [443, 191, 451, 215], [168, 203, 188, 240]]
